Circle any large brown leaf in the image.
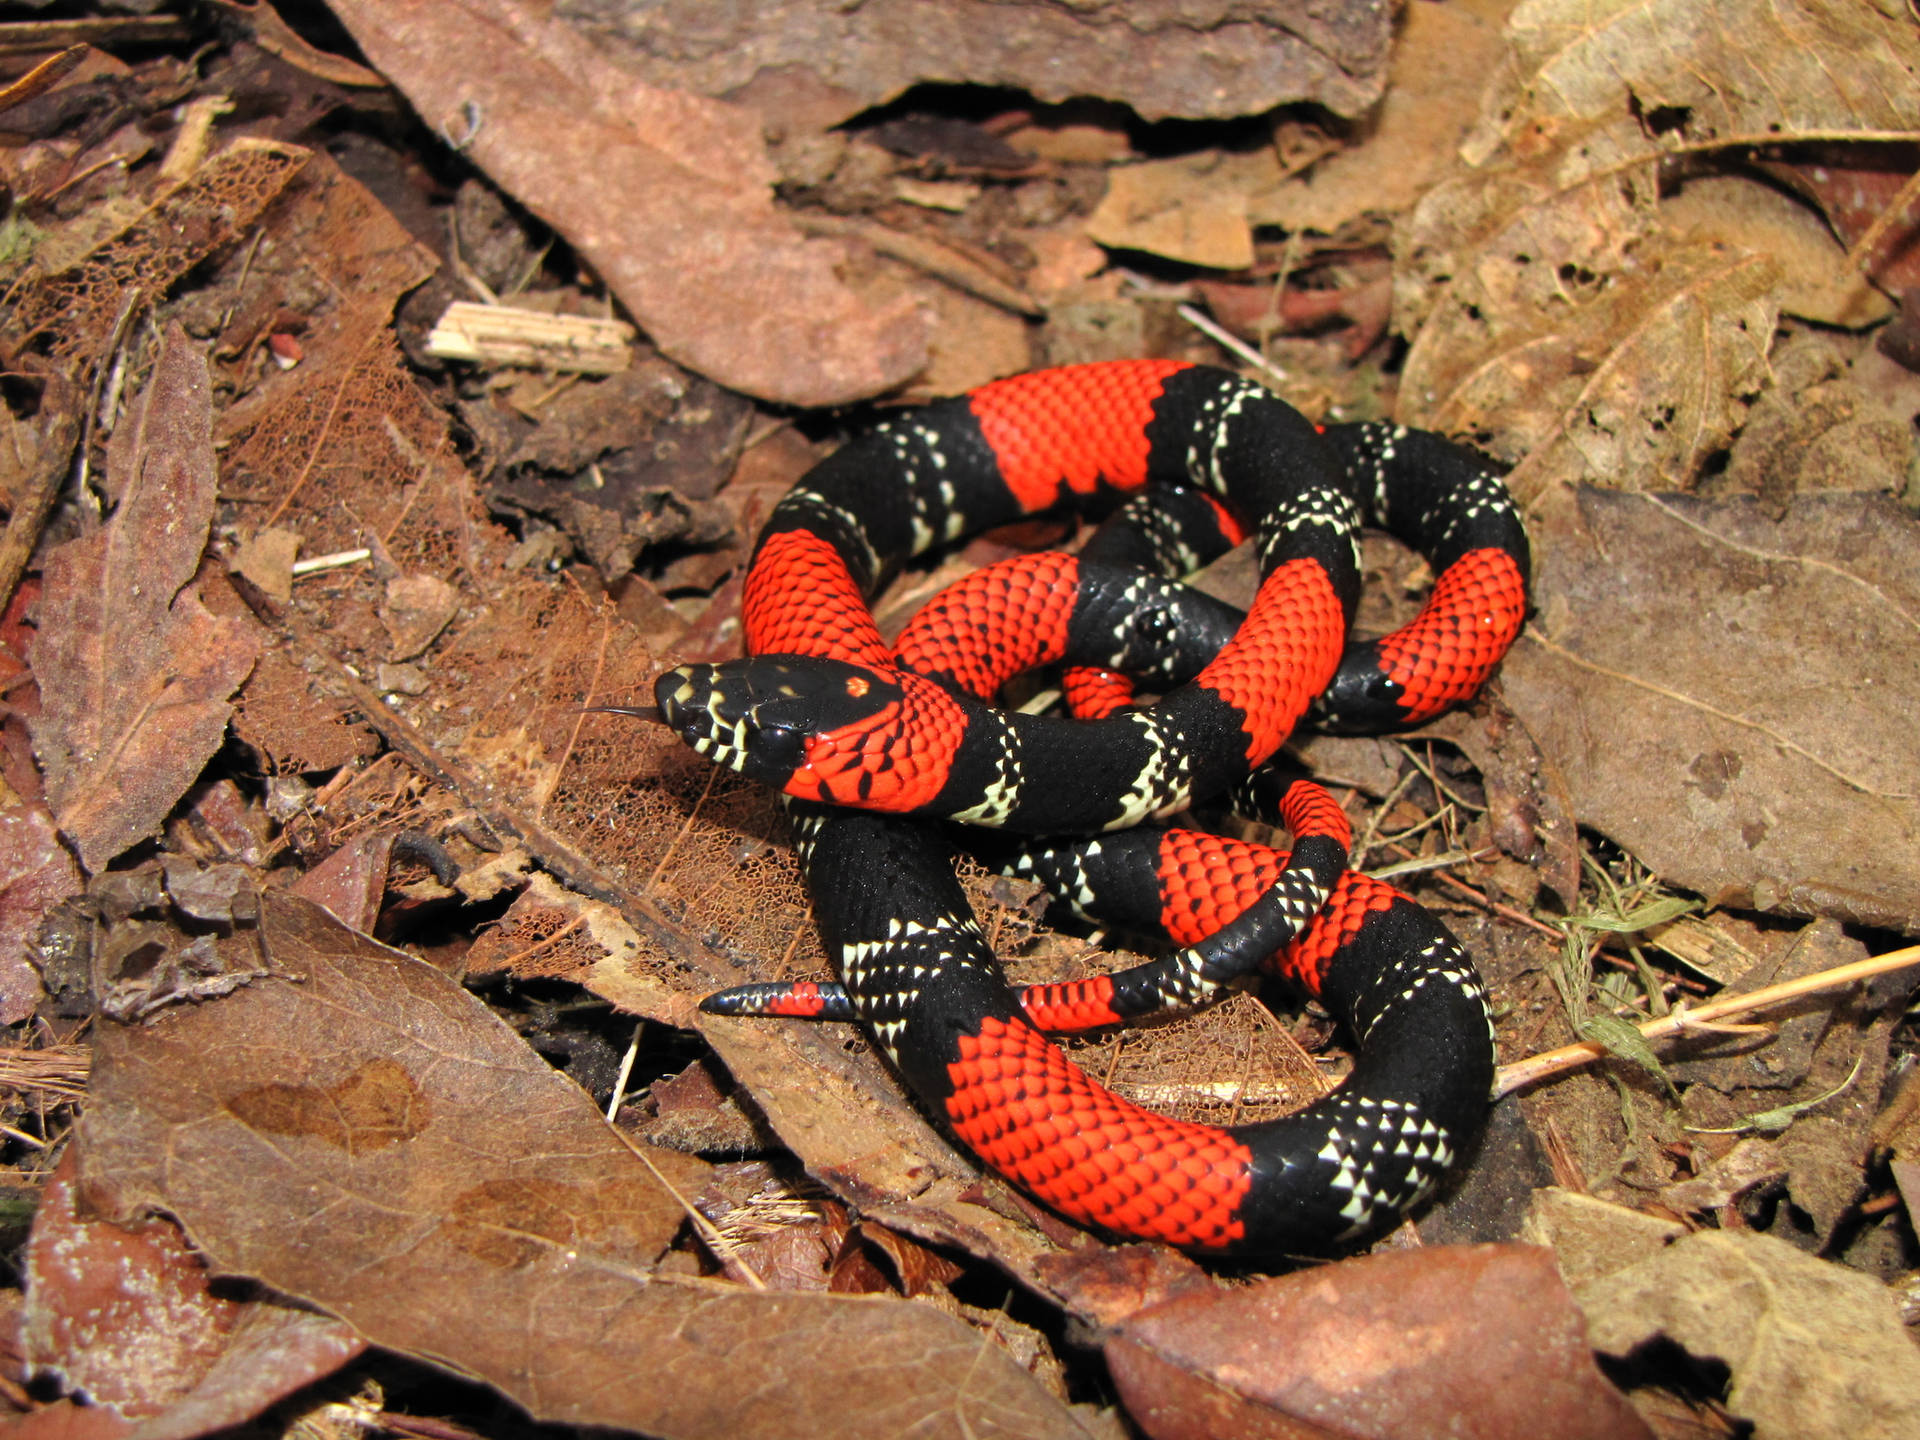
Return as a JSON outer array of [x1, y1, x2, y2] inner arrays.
[[1104, 1244, 1649, 1440], [322, 0, 930, 408], [30, 327, 259, 871], [77, 893, 1088, 1439], [1500, 488, 1920, 931]]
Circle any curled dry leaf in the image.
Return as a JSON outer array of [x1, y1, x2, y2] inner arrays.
[[1499, 488, 1920, 931], [22, 1151, 362, 1432], [1576, 1230, 1920, 1440], [30, 327, 260, 872], [1103, 1243, 1650, 1440], [323, 0, 930, 407]]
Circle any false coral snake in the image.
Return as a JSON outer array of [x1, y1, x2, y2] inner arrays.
[[654, 360, 1528, 1254]]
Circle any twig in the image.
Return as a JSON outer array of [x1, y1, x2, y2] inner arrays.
[[1176, 303, 1290, 386], [290, 547, 372, 577], [0, 44, 86, 116], [605, 1020, 644, 1123], [793, 213, 1042, 317], [1495, 944, 1920, 1096]]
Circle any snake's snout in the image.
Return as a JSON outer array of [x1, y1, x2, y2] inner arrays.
[[654, 661, 814, 786]]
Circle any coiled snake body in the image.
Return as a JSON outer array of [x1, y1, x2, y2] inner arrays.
[[656, 361, 1527, 1254]]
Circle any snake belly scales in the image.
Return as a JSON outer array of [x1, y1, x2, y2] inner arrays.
[[652, 359, 1529, 1255]]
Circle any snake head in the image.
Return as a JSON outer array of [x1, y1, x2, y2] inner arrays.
[[656, 656, 953, 810]]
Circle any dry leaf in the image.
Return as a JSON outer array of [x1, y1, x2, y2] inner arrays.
[[1395, 0, 1920, 495], [75, 893, 1089, 1437], [228, 528, 301, 604], [323, 0, 930, 407], [1402, 241, 1779, 504], [0, 804, 80, 1022], [1500, 488, 1920, 931], [1520, 1188, 1687, 1292], [1085, 151, 1274, 269], [1253, 0, 1509, 234], [30, 327, 260, 872], [1661, 175, 1893, 329], [1104, 1244, 1650, 1440], [22, 1151, 362, 1429], [1576, 1230, 1920, 1440], [1463, 0, 1920, 174]]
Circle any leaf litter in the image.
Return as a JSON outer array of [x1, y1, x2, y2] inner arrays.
[[2, 2, 1920, 1439]]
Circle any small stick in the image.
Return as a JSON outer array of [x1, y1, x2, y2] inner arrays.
[[290, 547, 372, 577], [1176, 303, 1290, 386], [1494, 944, 1920, 1096]]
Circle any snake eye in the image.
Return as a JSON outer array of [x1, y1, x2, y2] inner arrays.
[[754, 723, 807, 768]]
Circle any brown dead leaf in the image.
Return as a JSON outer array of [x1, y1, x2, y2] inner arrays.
[[323, 0, 930, 407], [22, 1150, 362, 1429], [1500, 488, 1920, 931], [1717, 333, 1915, 509], [74, 894, 1088, 1438], [1767, 152, 1920, 292], [229, 528, 300, 604], [1396, 0, 1920, 496], [1463, 0, 1920, 177], [1521, 1188, 1688, 1292], [1402, 241, 1779, 505], [287, 830, 395, 933], [0, 804, 79, 1022], [1085, 151, 1275, 270], [1576, 1229, 1920, 1440], [30, 327, 260, 872], [1661, 175, 1893, 330], [1253, 0, 1508, 234], [1104, 1244, 1650, 1440]]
